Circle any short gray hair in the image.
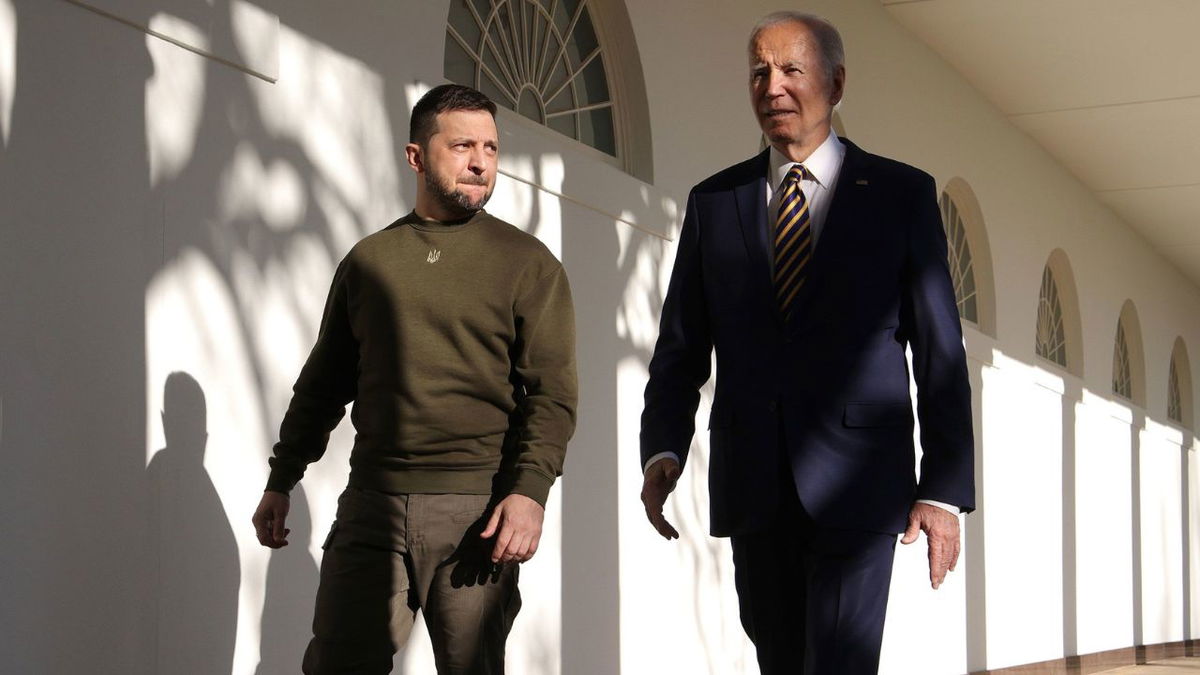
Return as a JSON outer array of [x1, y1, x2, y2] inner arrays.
[[748, 11, 845, 82]]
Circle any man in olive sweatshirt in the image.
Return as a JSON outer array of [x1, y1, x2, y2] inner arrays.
[[251, 84, 578, 675]]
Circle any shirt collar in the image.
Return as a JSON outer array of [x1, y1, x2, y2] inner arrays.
[[768, 129, 845, 191]]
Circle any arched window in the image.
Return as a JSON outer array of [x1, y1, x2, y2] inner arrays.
[[443, 0, 653, 180], [1111, 300, 1146, 406], [1168, 337, 1193, 428], [938, 178, 995, 337], [1035, 250, 1083, 377], [1168, 359, 1183, 423], [1036, 266, 1067, 369], [939, 191, 978, 325], [1113, 321, 1132, 400]]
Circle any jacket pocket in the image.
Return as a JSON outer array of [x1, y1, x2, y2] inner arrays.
[[843, 402, 912, 428]]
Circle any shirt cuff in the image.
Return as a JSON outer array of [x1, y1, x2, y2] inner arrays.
[[917, 498, 961, 514], [643, 451, 680, 474]]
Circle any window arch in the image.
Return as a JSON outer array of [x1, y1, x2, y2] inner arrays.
[[1169, 337, 1193, 428], [443, 0, 653, 181], [1036, 267, 1067, 368], [939, 178, 996, 337], [940, 192, 978, 325], [1035, 250, 1083, 376], [1169, 359, 1182, 422], [1111, 300, 1145, 406], [1113, 322, 1132, 399]]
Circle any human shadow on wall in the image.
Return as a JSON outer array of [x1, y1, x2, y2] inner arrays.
[[146, 372, 240, 675], [256, 483, 318, 675]]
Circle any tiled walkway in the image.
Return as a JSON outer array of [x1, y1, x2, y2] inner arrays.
[[1104, 657, 1200, 673]]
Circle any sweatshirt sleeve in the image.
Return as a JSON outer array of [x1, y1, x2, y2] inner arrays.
[[265, 256, 359, 493], [506, 264, 578, 505]]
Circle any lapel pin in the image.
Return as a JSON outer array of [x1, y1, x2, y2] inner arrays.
[[855, 179, 869, 186]]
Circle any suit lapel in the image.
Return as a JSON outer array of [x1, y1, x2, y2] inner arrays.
[[732, 150, 775, 321], [787, 139, 872, 328]]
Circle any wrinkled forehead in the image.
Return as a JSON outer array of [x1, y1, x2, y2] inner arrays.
[[430, 109, 498, 140], [749, 21, 818, 64]]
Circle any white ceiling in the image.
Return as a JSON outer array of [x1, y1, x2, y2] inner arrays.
[[879, 0, 1200, 287]]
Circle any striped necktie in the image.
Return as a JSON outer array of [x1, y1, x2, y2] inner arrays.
[[774, 164, 812, 316]]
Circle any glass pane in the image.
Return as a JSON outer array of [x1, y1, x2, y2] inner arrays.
[[449, 0, 483, 50], [481, 41, 513, 96], [960, 271, 976, 302], [486, 21, 518, 83], [528, 3, 544, 75], [542, 57, 572, 110], [479, 63, 515, 109], [471, 0, 494, 20], [963, 296, 978, 323], [1169, 360, 1182, 421], [579, 106, 616, 155], [444, 32, 478, 88], [553, 0, 579, 35], [569, 8, 599, 69], [517, 87, 543, 122], [495, 2, 520, 72], [576, 53, 609, 104], [548, 112, 576, 139]]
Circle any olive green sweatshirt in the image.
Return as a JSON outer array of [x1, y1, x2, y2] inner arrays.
[[265, 210, 577, 506]]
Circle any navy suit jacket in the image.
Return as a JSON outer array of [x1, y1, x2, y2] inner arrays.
[[641, 139, 975, 537]]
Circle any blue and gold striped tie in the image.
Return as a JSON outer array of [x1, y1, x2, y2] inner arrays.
[[774, 164, 812, 316]]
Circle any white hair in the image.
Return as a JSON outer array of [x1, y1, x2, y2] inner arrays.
[[748, 11, 845, 81]]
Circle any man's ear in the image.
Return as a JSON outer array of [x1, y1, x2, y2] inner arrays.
[[829, 64, 846, 106], [405, 142, 424, 173]]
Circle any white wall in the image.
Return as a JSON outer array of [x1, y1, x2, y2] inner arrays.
[[2, 0, 1198, 674]]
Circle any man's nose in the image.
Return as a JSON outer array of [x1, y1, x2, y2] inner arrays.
[[468, 150, 487, 174], [765, 70, 785, 96]]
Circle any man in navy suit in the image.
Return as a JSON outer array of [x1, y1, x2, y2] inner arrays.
[[639, 11, 975, 674]]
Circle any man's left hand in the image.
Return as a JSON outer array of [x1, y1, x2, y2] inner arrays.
[[900, 502, 961, 589], [481, 493, 545, 564]]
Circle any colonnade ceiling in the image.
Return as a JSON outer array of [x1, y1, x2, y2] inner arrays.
[[880, 0, 1200, 289]]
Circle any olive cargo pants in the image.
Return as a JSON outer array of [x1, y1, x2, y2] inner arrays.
[[302, 489, 521, 674]]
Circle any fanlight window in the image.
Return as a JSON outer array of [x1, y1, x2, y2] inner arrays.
[[1112, 321, 1132, 400], [1036, 267, 1067, 368], [939, 192, 978, 324], [445, 0, 617, 156], [1169, 358, 1183, 423]]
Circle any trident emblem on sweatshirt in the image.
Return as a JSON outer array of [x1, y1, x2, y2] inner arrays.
[[427, 249, 441, 263]]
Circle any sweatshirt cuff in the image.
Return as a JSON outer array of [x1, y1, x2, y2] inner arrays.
[[509, 469, 555, 507], [264, 465, 302, 494]]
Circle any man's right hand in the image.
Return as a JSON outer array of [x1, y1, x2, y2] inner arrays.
[[252, 490, 291, 548], [640, 457, 681, 540]]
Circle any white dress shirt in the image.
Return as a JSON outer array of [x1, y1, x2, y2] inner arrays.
[[645, 130, 958, 516], [765, 130, 845, 257]]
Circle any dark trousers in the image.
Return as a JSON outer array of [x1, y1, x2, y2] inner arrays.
[[731, 479, 897, 675], [302, 489, 521, 675]]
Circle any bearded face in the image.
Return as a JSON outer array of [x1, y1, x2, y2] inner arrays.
[[411, 109, 499, 220], [423, 163, 493, 217]]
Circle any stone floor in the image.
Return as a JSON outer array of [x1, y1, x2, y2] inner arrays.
[[1104, 657, 1200, 673]]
